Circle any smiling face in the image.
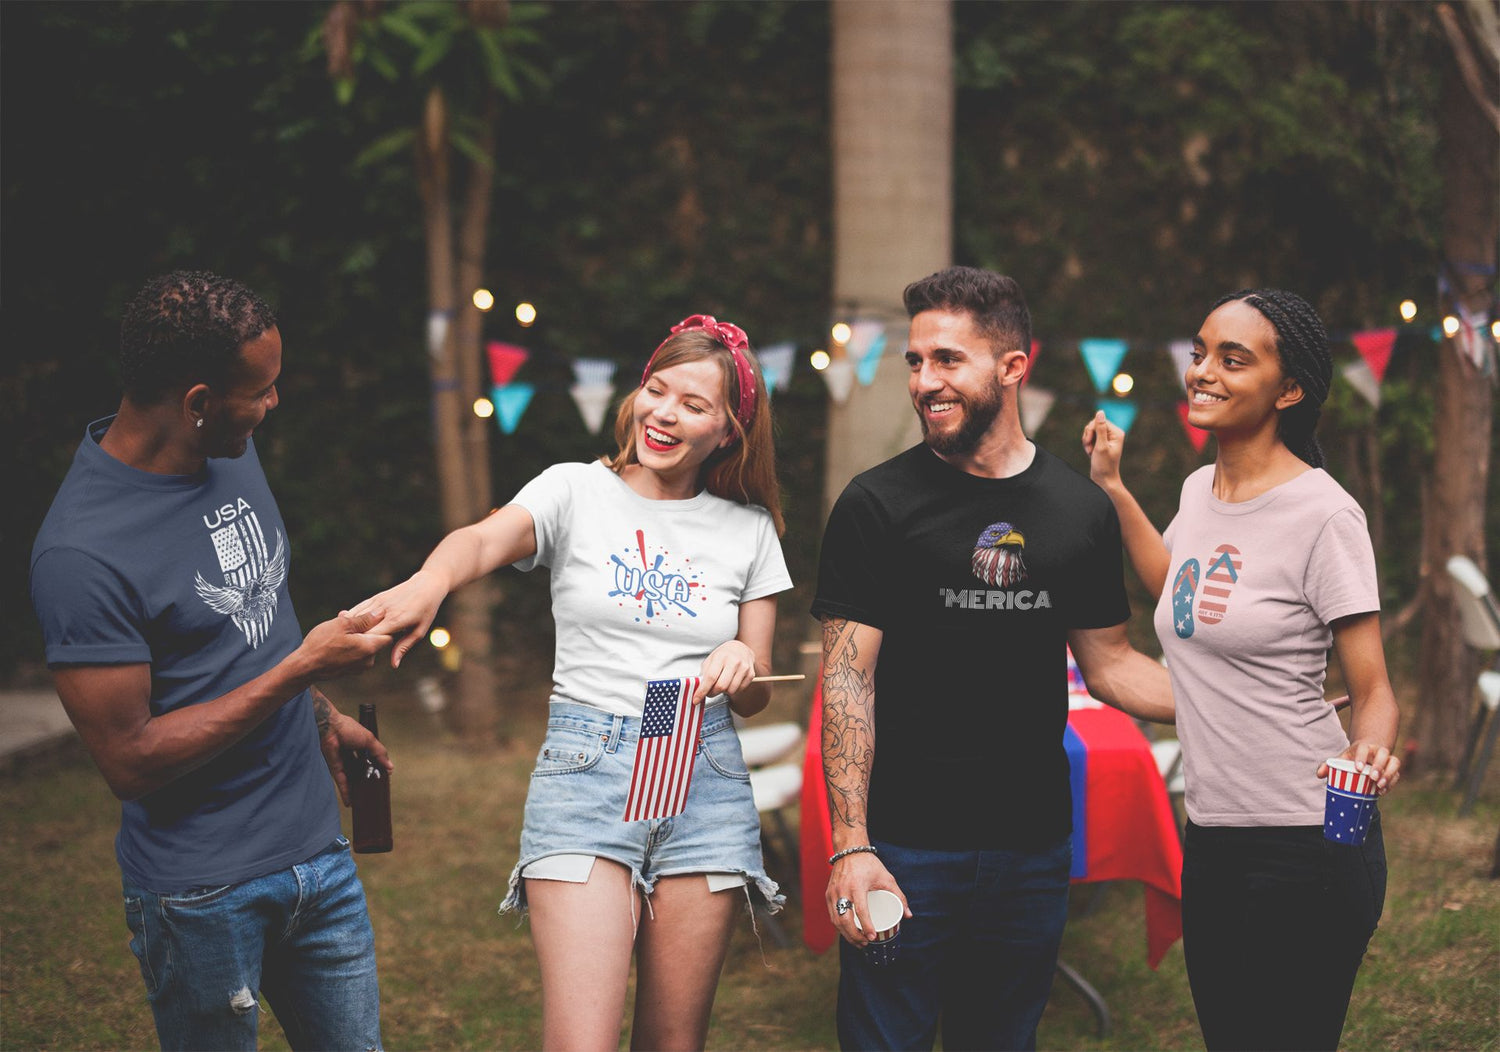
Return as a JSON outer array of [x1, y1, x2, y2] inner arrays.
[[632, 357, 734, 489], [199, 326, 282, 459], [1185, 300, 1302, 437], [905, 309, 1014, 457]]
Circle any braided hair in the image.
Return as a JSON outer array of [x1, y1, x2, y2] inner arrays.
[[1211, 288, 1331, 468], [119, 271, 278, 404]]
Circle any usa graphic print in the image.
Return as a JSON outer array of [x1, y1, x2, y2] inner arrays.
[[623, 677, 704, 822], [193, 511, 286, 649], [607, 528, 705, 624]]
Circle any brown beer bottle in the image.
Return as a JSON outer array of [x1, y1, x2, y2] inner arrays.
[[345, 703, 393, 853]]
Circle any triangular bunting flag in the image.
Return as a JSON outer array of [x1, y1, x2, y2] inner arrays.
[[569, 382, 615, 435], [1080, 339, 1128, 393], [821, 358, 856, 405], [1019, 385, 1056, 436], [1097, 397, 1138, 434], [1175, 402, 1210, 453], [1350, 329, 1396, 384], [427, 310, 451, 358], [493, 382, 535, 434], [848, 321, 887, 387], [571, 357, 616, 388], [855, 342, 884, 386], [1168, 339, 1195, 393], [758, 342, 796, 395], [487, 342, 529, 387], [1340, 360, 1381, 409]]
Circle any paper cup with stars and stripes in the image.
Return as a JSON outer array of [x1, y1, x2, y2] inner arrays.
[[853, 889, 906, 965], [1324, 758, 1378, 846]]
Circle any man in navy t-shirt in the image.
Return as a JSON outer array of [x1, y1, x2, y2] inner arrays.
[[813, 267, 1175, 1051], [30, 271, 393, 1051]]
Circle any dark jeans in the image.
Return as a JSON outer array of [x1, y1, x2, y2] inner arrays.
[[1182, 815, 1386, 1052], [836, 836, 1072, 1052]]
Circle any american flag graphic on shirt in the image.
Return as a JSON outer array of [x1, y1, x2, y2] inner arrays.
[[623, 678, 704, 822]]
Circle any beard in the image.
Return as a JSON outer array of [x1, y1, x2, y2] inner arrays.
[[920, 376, 1006, 456]]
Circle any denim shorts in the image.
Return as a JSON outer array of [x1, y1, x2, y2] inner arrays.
[[499, 700, 782, 915]]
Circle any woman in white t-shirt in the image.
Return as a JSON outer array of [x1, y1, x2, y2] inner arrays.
[[351, 315, 791, 1051], [1082, 289, 1401, 1051]]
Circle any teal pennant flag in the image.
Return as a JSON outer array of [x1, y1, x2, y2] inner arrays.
[[494, 383, 536, 435], [1097, 397, 1138, 434], [1080, 339, 1128, 393]]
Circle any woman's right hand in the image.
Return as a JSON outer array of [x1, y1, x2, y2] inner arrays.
[[1082, 409, 1126, 490], [344, 569, 450, 668]]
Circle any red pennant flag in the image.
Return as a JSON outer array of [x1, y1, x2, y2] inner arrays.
[[1350, 329, 1396, 384], [486, 341, 529, 387], [1024, 338, 1041, 380], [1176, 402, 1210, 453]]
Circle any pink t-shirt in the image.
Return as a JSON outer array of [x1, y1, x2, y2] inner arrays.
[[1154, 466, 1380, 826]]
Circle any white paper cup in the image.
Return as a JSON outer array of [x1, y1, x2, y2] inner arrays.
[[853, 889, 904, 964]]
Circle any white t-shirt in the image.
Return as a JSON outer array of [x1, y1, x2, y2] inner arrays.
[[1154, 466, 1380, 826], [511, 460, 792, 717]]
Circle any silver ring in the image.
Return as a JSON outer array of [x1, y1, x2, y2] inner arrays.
[[835, 897, 853, 916]]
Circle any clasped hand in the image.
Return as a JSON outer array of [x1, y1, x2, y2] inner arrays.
[[344, 570, 450, 668]]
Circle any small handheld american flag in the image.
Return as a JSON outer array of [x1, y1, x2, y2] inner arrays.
[[623, 677, 704, 822]]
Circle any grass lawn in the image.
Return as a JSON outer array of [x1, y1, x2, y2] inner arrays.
[[2, 678, 1497, 1051]]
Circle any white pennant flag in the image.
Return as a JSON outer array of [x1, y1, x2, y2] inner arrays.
[[572, 358, 617, 387], [570, 383, 616, 434], [1168, 339, 1195, 393], [757, 341, 796, 395], [1341, 360, 1381, 409], [821, 358, 856, 405], [1019, 385, 1057, 436]]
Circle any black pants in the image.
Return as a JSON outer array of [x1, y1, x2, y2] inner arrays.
[[1181, 815, 1386, 1052]]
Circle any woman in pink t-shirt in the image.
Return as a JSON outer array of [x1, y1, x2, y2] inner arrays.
[[1083, 289, 1401, 1051]]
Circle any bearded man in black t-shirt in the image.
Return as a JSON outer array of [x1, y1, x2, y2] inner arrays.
[[812, 266, 1174, 1051]]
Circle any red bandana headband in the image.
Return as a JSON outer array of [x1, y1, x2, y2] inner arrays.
[[641, 314, 757, 428]]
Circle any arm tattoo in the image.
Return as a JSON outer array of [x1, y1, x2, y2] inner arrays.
[[311, 687, 335, 736], [821, 618, 875, 834]]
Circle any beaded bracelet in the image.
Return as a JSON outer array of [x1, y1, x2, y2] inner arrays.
[[828, 844, 879, 865]]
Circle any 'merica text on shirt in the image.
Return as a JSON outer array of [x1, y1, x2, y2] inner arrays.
[[937, 587, 1052, 611]]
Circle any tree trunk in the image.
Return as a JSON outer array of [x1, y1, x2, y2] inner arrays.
[[1415, 5, 1497, 770], [416, 84, 499, 741], [823, 0, 953, 515]]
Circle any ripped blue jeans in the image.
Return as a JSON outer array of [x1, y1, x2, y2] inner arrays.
[[121, 837, 382, 1051], [501, 700, 783, 917]]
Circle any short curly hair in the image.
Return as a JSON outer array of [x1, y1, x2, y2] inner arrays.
[[118, 271, 277, 404]]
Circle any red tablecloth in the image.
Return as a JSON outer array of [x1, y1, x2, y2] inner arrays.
[[800, 690, 1184, 968]]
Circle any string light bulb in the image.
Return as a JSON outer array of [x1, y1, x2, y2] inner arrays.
[[428, 627, 452, 649], [810, 349, 831, 371], [1442, 315, 1461, 337], [1492, 320, 1500, 341], [830, 322, 851, 346], [473, 397, 495, 419], [515, 302, 537, 327], [1111, 372, 1135, 396], [1398, 300, 1416, 322], [472, 288, 495, 312]]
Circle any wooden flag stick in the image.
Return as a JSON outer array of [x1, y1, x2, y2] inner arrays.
[[750, 674, 806, 683]]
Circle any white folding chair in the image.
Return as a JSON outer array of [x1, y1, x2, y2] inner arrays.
[[1446, 555, 1500, 814]]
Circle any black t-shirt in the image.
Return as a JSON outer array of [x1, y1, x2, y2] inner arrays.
[[811, 443, 1129, 850]]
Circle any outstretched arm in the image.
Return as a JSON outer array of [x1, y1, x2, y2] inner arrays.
[[52, 612, 391, 801], [1083, 410, 1171, 599], [348, 503, 538, 667]]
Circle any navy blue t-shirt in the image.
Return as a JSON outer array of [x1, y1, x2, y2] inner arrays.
[[30, 418, 339, 892], [811, 443, 1130, 850]]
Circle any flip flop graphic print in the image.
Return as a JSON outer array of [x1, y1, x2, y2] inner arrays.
[[1171, 559, 1199, 639], [1197, 544, 1242, 625]]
